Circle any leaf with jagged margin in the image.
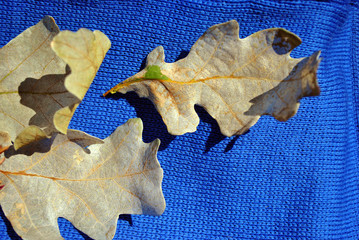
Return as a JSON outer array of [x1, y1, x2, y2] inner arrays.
[[105, 20, 320, 137]]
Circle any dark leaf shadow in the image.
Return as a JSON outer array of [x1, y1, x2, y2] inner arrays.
[[4, 136, 54, 158], [4, 132, 98, 158], [107, 92, 176, 151], [195, 105, 246, 153], [109, 53, 180, 150], [139, 55, 148, 71], [78, 231, 93, 240], [224, 135, 240, 152], [0, 206, 21, 240], [64, 214, 133, 240], [195, 105, 226, 153], [18, 65, 77, 132], [57, 217, 94, 240], [119, 214, 133, 226], [175, 50, 189, 61]]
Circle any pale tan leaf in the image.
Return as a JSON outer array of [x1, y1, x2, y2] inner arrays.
[[51, 29, 111, 100], [105, 20, 320, 137], [0, 118, 165, 240], [50, 29, 111, 133]]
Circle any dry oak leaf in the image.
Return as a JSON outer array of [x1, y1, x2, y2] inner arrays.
[[105, 20, 321, 137], [0, 118, 165, 240], [0, 16, 110, 149]]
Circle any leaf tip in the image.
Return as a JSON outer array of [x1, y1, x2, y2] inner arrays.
[[156, 197, 166, 216], [146, 46, 165, 66], [149, 138, 161, 159], [206, 20, 239, 38], [153, 138, 161, 148], [41, 15, 59, 34], [213, 19, 239, 29], [278, 28, 302, 46], [127, 118, 144, 133], [226, 19, 240, 30], [263, 28, 302, 55], [94, 30, 111, 51]]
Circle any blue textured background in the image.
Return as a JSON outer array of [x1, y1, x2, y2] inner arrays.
[[1, 0, 358, 239]]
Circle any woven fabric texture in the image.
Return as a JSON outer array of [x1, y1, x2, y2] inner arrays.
[[0, 0, 358, 239]]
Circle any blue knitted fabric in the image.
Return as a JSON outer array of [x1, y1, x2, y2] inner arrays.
[[0, 0, 358, 239]]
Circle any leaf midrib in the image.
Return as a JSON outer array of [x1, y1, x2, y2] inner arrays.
[[0, 168, 158, 182]]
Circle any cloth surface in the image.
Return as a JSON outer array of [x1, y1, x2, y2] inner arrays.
[[0, 0, 358, 239]]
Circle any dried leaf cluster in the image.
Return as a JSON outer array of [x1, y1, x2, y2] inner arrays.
[[0, 16, 165, 240], [0, 15, 320, 240]]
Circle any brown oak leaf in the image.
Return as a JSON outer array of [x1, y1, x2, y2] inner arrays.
[[105, 20, 321, 137]]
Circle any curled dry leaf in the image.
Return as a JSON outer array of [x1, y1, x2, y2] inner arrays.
[[105, 20, 321, 137], [0, 16, 110, 149], [0, 118, 165, 240]]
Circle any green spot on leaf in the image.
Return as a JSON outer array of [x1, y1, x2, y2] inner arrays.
[[144, 65, 169, 80]]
